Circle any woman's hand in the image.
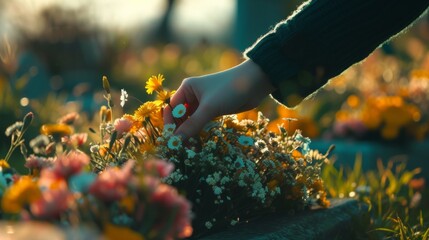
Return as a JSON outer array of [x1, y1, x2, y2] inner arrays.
[[163, 59, 275, 138]]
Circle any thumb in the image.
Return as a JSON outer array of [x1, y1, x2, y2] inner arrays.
[[175, 105, 215, 139]]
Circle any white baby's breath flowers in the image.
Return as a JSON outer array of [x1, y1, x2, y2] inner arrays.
[[90, 144, 100, 153], [213, 186, 222, 195], [163, 123, 176, 135], [120, 89, 128, 107], [206, 140, 216, 150], [234, 157, 245, 169], [205, 221, 213, 229], [186, 149, 196, 159]]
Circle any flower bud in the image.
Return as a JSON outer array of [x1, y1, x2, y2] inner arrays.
[[102, 76, 110, 94]]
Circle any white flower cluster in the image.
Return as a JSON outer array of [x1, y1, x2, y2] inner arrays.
[[157, 112, 330, 231]]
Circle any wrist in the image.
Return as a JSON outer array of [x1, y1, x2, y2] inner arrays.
[[240, 59, 276, 94]]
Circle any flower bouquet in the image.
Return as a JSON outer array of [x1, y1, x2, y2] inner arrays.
[[1, 115, 192, 239], [0, 75, 332, 239]]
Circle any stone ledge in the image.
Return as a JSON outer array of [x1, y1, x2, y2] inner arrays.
[[200, 198, 368, 240]]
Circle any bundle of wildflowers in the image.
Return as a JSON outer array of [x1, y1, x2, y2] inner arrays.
[[0, 74, 331, 239], [117, 75, 332, 236], [0, 91, 192, 239]]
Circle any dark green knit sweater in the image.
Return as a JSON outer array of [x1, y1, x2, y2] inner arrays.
[[245, 0, 429, 107]]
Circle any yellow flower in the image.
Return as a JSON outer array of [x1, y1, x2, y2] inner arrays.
[[149, 109, 164, 128], [0, 159, 10, 169], [140, 141, 156, 154], [2, 176, 41, 213], [133, 102, 160, 122], [104, 223, 144, 240], [40, 124, 73, 137], [123, 114, 142, 133], [145, 74, 165, 94], [291, 150, 303, 160], [156, 89, 176, 105]]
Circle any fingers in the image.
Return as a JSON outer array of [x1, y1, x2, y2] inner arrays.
[[175, 104, 215, 139], [163, 79, 195, 125]]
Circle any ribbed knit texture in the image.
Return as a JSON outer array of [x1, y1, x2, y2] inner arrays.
[[245, 0, 429, 107]]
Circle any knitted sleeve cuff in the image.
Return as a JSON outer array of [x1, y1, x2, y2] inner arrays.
[[244, 0, 428, 107]]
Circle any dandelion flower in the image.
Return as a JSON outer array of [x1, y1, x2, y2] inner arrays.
[[167, 136, 182, 150], [157, 89, 176, 104], [238, 135, 254, 146], [120, 89, 128, 107], [133, 101, 159, 122], [145, 74, 165, 94], [172, 104, 186, 118]]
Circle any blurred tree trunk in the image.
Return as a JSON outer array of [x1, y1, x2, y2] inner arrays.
[[154, 0, 176, 44], [233, 0, 303, 51]]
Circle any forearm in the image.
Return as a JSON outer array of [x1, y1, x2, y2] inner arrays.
[[245, 0, 429, 107]]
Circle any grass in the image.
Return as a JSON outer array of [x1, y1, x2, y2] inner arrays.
[[322, 154, 428, 239]]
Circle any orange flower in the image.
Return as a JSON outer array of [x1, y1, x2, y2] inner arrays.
[[40, 124, 73, 137], [145, 74, 164, 94], [292, 150, 303, 160], [2, 176, 42, 213], [0, 159, 10, 169]]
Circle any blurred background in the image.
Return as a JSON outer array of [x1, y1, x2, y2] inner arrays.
[[1, 0, 429, 174]]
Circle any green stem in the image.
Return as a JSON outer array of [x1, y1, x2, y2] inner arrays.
[[4, 133, 23, 162]]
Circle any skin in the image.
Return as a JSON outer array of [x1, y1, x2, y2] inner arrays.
[[163, 59, 276, 138]]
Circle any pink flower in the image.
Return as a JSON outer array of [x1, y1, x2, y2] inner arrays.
[[144, 159, 174, 178], [150, 184, 193, 239], [89, 160, 135, 202], [31, 180, 72, 218], [61, 133, 88, 148], [25, 155, 54, 169], [53, 151, 90, 179], [58, 112, 80, 125], [114, 118, 133, 136]]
